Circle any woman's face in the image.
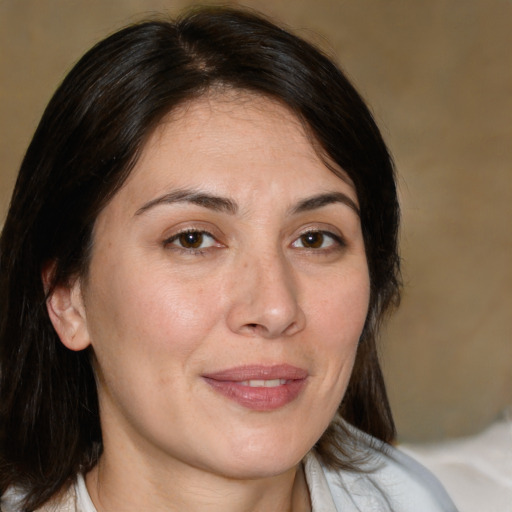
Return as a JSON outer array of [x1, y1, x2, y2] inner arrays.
[[66, 93, 370, 479]]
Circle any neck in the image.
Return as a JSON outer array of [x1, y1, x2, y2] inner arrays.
[[85, 445, 311, 512]]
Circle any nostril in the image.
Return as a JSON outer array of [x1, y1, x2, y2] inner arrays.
[[241, 323, 265, 336]]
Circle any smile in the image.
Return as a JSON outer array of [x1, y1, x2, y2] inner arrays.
[[202, 365, 308, 411], [239, 379, 288, 387]]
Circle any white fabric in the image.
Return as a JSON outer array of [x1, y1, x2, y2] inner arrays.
[[402, 408, 512, 512], [304, 430, 457, 511], [2, 424, 458, 511], [75, 475, 95, 512]]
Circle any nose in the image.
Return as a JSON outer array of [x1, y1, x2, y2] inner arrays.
[[225, 251, 306, 339]]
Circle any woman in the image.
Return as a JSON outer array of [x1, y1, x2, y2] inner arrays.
[[0, 7, 457, 512]]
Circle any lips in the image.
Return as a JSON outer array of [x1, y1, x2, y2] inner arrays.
[[202, 364, 308, 411]]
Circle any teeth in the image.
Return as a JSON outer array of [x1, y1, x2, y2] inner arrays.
[[240, 379, 287, 387]]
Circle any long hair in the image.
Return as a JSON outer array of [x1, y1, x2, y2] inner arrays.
[[0, 7, 400, 510]]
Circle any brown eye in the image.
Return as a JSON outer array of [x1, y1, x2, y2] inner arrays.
[[291, 230, 341, 250], [300, 232, 324, 248], [178, 232, 204, 248], [166, 230, 217, 250]]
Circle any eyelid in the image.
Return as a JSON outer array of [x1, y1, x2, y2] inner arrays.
[[292, 230, 345, 247], [165, 227, 212, 237], [162, 221, 224, 241], [288, 234, 343, 262], [162, 223, 227, 255], [165, 229, 215, 244], [293, 223, 346, 242]]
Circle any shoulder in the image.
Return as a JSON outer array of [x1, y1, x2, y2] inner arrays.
[[307, 423, 458, 512]]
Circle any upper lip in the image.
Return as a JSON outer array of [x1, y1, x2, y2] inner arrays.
[[202, 364, 308, 381]]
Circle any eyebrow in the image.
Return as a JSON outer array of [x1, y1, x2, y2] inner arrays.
[[135, 188, 238, 216], [135, 188, 359, 217], [290, 192, 360, 216]]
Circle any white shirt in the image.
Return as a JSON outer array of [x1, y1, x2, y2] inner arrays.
[[304, 434, 457, 511]]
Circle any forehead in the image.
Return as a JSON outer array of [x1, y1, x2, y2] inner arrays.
[[116, 91, 357, 211], [151, 91, 320, 166]]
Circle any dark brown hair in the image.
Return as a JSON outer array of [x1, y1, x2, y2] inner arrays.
[[0, 6, 400, 510]]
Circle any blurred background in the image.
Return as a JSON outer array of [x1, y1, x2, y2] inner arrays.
[[0, 0, 510, 442]]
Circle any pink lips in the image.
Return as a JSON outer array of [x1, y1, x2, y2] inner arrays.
[[202, 364, 308, 411]]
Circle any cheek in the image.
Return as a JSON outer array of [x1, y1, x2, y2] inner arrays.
[[311, 269, 370, 341], [306, 267, 370, 386], [84, 256, 223, 362]]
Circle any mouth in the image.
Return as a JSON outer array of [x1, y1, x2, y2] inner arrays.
[[239, 379, 287, 387], [202, 364, 308, 411]]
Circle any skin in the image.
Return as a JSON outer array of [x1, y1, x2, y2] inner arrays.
[[48, 92, 370, 512]]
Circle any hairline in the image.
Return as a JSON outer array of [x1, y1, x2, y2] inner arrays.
[[77, 85, 359, 282]]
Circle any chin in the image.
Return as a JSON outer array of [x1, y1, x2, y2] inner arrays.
[[215, 454, 302, 481], [204, 428, 315, 479]]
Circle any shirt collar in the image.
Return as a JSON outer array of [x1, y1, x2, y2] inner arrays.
[[303, 451, 338, 512]]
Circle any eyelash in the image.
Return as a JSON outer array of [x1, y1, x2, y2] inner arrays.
[[163, 228, 346, 256], [292, 230, 346, 252], [163, 229, 220, 255]]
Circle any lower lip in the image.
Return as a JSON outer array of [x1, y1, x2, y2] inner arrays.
[[203, 378, 307, 411]]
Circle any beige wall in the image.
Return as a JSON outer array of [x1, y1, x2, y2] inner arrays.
[[1, 0, 511, 442]]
